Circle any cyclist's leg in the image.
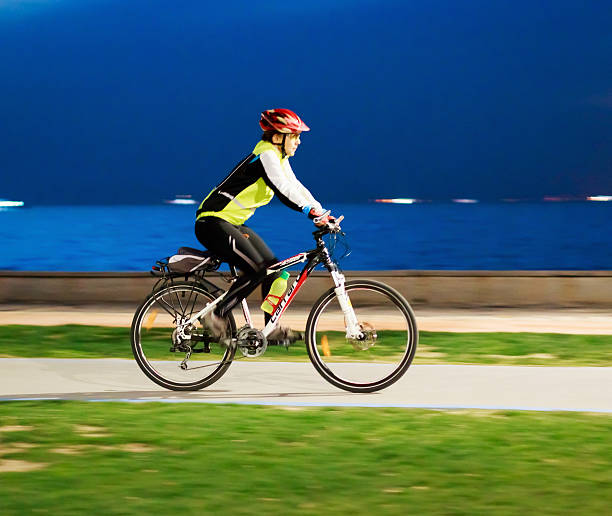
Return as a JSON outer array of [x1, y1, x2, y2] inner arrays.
[[195, 217, 268, 317], [240, 225, 300, 340], [240, 225, 281, 324]]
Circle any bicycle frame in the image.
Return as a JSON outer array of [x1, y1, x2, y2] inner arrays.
[[184, 229, 363, 340]]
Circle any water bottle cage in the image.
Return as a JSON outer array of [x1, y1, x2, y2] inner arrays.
[[263, 294, 282, 312]]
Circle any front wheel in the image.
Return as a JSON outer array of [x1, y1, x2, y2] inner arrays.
[[305, 280, 418, 393]]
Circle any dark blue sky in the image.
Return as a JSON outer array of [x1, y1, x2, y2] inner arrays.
[[1, 0, 610, 204]]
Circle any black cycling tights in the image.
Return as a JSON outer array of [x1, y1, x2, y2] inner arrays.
[[195, 217, 280, 321]]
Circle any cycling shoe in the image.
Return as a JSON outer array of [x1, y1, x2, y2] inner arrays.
[[202, 311, 229, 340], [267, 326, 303, 346]]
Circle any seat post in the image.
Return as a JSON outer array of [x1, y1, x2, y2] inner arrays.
[[228, 264, 254, 328]]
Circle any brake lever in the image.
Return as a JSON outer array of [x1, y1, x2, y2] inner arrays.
[[313, 209, 331, 225], [327, 214, 344, 232]]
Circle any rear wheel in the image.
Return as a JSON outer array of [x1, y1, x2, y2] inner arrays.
[[131, 282, 236, 391], [305, 280, 417, 393]]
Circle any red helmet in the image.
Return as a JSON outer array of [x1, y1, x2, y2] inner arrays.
[[259, 108, 310, 133]]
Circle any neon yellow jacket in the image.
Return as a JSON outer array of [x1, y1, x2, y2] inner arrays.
[[196, 141, 322, 225]]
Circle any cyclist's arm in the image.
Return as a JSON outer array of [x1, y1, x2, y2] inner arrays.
[[259, 150, 321, 213], [284, 160, 323, 214]]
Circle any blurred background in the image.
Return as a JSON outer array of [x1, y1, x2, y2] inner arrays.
[[0, 0, 610, 270]]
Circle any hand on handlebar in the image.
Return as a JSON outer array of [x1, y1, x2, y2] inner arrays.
[[309, 209, 344, 232], [309, 208, 335, 227]]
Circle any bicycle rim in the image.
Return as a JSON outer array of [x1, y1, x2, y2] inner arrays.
[[306, 280, 417, 393], [131, 283, 235, 391]]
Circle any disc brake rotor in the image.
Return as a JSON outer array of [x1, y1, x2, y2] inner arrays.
[[171, 318, 193, 353], [348, 322, 377, 351]]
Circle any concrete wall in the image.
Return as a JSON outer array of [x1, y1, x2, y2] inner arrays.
[[1, 270, 611, 307]]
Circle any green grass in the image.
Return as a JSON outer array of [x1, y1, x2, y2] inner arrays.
[[0, 401, 610, 515], [419, 331, 612, 366], [0, 325, 610, 366]]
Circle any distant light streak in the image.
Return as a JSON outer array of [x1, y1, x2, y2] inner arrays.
[[0, 200, 24, 208], [374, 198, 417, 204], [587, 195, 612, 202], [164, 199, 197, 205], [452, 199, 478, 204], [542, 196, 582, 202], [164, 194, 197, 205]]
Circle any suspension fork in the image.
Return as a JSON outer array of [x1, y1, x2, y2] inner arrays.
[[323, 252, 363, 339]]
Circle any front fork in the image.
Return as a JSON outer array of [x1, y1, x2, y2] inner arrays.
[[330, 270, 363, 339]]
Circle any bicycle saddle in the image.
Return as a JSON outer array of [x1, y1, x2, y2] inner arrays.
[[177, 246, 216, 259]]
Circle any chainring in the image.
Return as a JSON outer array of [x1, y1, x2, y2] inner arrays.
[[235, 326, 268, 358]]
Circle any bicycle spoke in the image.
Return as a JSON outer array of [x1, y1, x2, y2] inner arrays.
[[185, 288, 199, 319], [171, 286, 186, 318], [153, 296, 179, 319]]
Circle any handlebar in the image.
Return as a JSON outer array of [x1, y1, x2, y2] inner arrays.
[[312, 214, 344, 239], [331, 215, 344, 229]]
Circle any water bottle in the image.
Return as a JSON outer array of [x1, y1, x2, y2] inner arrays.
[[261, 271, 290, 314]]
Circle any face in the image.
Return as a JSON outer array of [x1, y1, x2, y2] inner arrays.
[[273, 133, 301, 157]]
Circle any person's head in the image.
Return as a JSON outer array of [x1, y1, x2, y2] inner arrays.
[[260, 108, 310, 158], [261, 131, 302, 157]]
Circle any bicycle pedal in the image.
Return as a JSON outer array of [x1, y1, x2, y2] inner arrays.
[[268, 339, 291, 348]]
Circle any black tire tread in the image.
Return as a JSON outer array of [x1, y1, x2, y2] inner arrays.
[[305, 279, 418, 393]]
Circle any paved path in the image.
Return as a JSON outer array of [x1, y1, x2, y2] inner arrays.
[[1, 359, 611, 413], [2, 304, 610, 411]]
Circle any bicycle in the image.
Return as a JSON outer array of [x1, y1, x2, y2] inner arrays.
[[131, 217, 418, 393]]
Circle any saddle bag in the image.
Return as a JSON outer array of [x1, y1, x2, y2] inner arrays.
[[167, 247, 220, 273]]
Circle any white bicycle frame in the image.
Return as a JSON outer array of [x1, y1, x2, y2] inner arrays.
[[183, 229, 363, 340]]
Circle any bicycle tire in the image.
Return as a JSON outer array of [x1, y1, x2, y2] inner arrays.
[[131, 282, 236, 391], [305, 279, 417, 393]]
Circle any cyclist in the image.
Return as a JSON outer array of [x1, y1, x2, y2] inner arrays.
[[195, 108, 334, 341]]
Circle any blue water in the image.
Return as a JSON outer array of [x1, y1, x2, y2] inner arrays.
[[1, 203, 610, 271]]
